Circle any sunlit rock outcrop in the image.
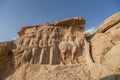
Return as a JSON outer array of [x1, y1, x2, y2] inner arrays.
[[0, 12, 120, 80]]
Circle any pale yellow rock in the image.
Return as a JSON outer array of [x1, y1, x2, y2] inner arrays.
[[0, 42, 14, 80], [6, 63, 118, 80], [105, 22, 120, 43], [89, 64, 116, 80], [103, 45, 120, 67], [1, 14, 120, 80], [95, 12, 120, 33], [90, 33, 114, 63]]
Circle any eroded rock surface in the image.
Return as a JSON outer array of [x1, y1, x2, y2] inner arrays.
[[90, 33, 114, 63], [5, 63, 120, 80], [13, 16, 92, 66], [95, 12, 120, 33], [103, 45, 120, 67], [0, 12, 120, 80], [0, 42, 15, 80]]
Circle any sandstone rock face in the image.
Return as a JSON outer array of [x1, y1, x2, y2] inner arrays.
[[90, 33, 114, 63], [95, 12, 120, 33], [91, 12, 120, 64], [0, 42, 15, 80], [105, 22, 120, 43], [0, 12, 120, 80], [103, 45, 120, 67], [5, 63, 119, 80], [14, 16, 93, 66]]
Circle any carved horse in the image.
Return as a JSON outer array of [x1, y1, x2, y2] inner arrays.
[[59, 37, 84, 64]]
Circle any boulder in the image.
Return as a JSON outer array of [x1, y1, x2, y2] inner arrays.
[[90, 33, 114, 63], [105, 23, 120, 43], [103, 45, 120, 67], [95, 12, 120, 33]]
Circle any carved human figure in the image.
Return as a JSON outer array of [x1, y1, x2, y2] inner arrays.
[[39, 32, 48, 64], [48, 32, 56, 64], [16, 37, 24, 50], [48, 30, 60, 64], [13, 48, 24, 68], [59, 27, 77, 64], [29, 38, 38, 64], [23, 37, 30, 46], [21, 47, 32, 64], [74, 31, 85, 63], [63, 28, 74, 41], [36, 31, 41, 43]]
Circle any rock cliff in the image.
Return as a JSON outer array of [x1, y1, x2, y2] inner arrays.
[[0, 12, 120, 80]]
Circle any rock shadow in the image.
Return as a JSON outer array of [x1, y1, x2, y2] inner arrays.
[[100, 74, 120, 80]]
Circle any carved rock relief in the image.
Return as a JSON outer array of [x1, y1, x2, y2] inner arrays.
[[14, 16, 93, 65], [14, 25, 93, 65]]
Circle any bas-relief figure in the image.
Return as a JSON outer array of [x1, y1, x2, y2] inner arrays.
[[23, 37, 30, 47], [58, 27, 93, 65], [29, 38, 38, 64], [15, 26, 93, 65], [48, 28, 61, 65], [21, 47, 32, 64], [16, 36, 24, 50], [2, 12, 120, 80], [39, 32, 48, 64], [36, 31, 41, 43], [15, 16, 94, 65]]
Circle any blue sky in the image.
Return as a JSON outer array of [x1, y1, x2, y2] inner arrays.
[[0, 0, 120, 42]]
